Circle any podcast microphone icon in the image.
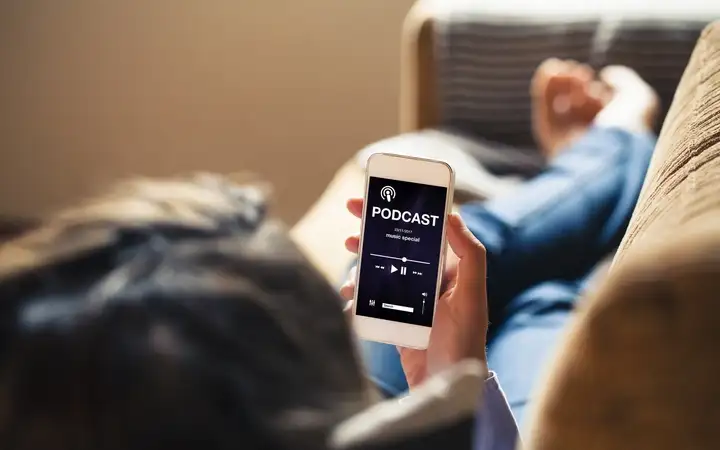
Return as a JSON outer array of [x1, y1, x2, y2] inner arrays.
[[380, 186, 396, 203]]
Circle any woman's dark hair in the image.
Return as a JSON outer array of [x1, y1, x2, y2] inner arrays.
[[0, 175, 370, 450]]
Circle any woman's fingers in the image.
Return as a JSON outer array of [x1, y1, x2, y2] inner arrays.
[[445, 213, 487, 312], [345, 198, 362, 253], [342, 198, 362, 297], [347, 198, 364, 219], [445, 213, 488, 360], [343, 300, 354, 320], [345, 235, 360, 253], [339, 266, 358, 300], [339, 282, 355, 301], [446, 213, 486, 273]]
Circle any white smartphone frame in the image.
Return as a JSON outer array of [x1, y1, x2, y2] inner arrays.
[[352, 153, 455, 349]]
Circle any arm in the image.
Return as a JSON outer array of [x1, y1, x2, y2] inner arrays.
[[475, 372, 520, 450]]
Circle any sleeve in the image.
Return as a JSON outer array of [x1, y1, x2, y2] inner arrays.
[[473, 372, 520, 450]]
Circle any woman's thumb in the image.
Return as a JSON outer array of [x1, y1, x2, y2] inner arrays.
[[446, 213, 487, 292]]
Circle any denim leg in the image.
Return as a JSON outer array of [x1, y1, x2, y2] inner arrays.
[[361, 341, 408, 397], [486, 280, 579, 429], [461, 127, 655, 320]]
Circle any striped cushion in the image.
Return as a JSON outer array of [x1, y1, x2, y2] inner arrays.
[[434, 10, 710, 148]]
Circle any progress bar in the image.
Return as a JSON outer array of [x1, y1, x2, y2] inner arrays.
[[370, 253, 430, 265], [382, 303, 414, 313]]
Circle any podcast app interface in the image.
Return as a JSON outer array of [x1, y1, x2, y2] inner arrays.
[[356, 176, 447, 327]]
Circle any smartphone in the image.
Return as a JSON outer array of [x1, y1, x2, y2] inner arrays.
[[353, 153, 454, 349]]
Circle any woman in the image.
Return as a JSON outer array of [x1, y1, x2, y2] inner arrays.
[[0, 175, 498, 449]]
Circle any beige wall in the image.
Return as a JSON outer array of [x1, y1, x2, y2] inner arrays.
[[0, 0, 414, 223]]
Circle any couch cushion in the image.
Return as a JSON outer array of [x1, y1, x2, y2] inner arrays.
[[526, 216, 720, 450], [615, 21, 720, 263]]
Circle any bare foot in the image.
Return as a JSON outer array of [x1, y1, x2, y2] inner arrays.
[[531, 59, 607, 158], [594, 66, 659, 134]]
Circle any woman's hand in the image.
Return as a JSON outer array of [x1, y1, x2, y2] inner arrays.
[[340, 198, 488, 388]]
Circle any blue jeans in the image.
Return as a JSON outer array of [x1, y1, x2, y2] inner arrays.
[[362, 127, 655, 427]]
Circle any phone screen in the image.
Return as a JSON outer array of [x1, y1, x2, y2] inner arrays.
[[356, 176, 448, 327]]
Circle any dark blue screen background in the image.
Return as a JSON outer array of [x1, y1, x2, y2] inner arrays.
[[356, 176, 447, 327]]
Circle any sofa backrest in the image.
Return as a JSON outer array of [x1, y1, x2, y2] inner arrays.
[[408, 1, 718, 149], [614, 21, 720, 263], [524, 21, 720, 450]]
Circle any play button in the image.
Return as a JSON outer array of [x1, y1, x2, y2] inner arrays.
[[390, 265, 398, 274]]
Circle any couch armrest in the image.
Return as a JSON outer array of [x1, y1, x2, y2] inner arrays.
[[399, 1, 441, 133], [615, 21, 720, 264]]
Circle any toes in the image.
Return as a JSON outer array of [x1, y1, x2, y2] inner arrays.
[[531, 58, 566, 98], [545, 74, 580, 117], [562, 61, 595, 109], [582, 81, 609, 116], [544, 68, 607, 124], [534, 59, 593, 109], [569, 61, 594, 83], [531, 58, 602, 156]]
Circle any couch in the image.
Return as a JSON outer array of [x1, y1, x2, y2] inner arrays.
[[302, 4, 720, 449]]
